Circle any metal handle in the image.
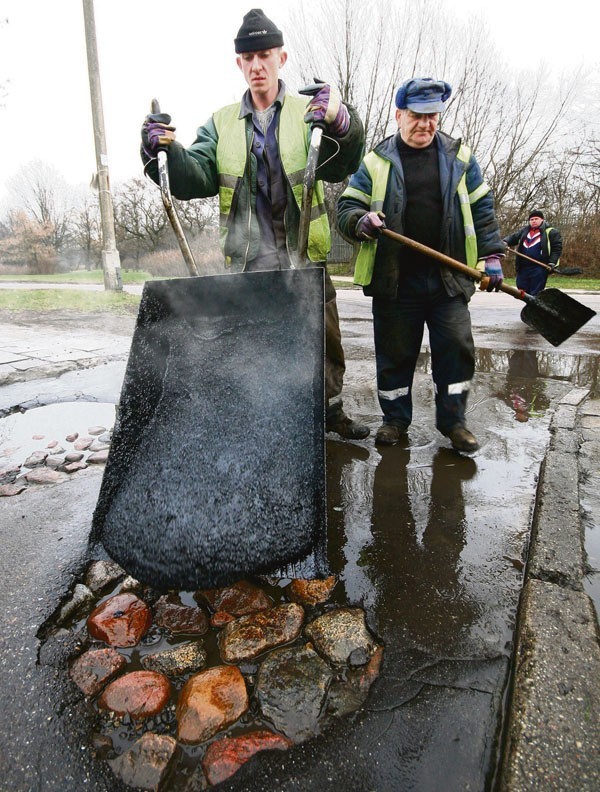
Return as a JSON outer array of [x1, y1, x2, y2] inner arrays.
[[150, 98, 199, 277], [297, 124, 324, 267]]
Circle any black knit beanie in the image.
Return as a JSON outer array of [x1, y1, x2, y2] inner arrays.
[[234, 9, 283, 53], [528, 210, 544, 220]]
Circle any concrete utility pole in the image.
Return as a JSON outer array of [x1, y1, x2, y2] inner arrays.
[[82, 0, 122, 291]]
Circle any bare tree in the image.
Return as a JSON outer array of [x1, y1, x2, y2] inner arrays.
[[113, 177, 168, 262], [71, 194, 102, 270], [284, 0, 584, 236], [5, 160, 73, 251], [174, 195, 219, 238], [0, 210, 58, 273]]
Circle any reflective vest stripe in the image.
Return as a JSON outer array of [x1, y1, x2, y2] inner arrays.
[[342, 185, 371, 206], [348, 151, 391, 286], [456, 143, 478, 269], [469, 182, 490, 204], [214, 96, 330, 262], [545, 227, 560, 265]]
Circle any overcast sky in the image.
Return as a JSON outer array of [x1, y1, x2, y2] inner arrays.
[[0, 0, 597, 207]]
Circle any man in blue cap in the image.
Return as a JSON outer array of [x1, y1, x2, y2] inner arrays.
[[337, 77, 506, 453]]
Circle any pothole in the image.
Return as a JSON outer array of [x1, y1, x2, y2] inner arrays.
[[41, 562, 384, 790]]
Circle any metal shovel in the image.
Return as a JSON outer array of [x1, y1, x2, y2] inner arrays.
[[381, 228, 596, 347]]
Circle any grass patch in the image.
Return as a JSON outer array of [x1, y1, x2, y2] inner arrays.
[[0, 289, 140, 314], [0, 270, 152, 284]]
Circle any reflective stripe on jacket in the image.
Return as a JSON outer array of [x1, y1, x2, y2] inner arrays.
[[213, 95, 330, 264]]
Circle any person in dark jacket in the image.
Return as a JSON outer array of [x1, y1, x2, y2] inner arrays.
[[503, 210, 563, 296], [337, 77, 505, 453], [140, 8, 369, 440]]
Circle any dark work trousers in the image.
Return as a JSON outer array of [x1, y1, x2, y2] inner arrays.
[[324, 268, 346, 417], [515, 263, 548, 296], [372, 267, 475, 433]]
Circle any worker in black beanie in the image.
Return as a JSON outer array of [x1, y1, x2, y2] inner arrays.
[[503, 210, 563, 296], [141, 9, 369, 440]]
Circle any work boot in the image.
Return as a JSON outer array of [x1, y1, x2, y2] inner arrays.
[[375, 422, 408, 446], [326, 411, 370, 440], [444, 426, 480, 453]]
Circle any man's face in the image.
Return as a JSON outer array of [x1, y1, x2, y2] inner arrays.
[[236, 48, 287, 102], [529, 216, 543, 229], [396, 108, 439, 148]]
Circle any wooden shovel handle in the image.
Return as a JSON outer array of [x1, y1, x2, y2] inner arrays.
[[504, 246, 552, 271], [380, 228, 529, 303]]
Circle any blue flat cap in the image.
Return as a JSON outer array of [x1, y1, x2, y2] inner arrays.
[[395, 78, 452, 112]]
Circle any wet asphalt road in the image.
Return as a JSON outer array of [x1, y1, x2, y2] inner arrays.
[[0, 285, 598, 791]]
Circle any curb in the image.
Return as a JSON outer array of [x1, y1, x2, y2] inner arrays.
[[500, 388, 600, 789]]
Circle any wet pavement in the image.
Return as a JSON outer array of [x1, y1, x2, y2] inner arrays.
[[0, 284, 599, 790]]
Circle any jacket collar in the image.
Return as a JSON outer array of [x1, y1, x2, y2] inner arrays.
[[375, 129, 461, 163], [239, 80, 287, 119]]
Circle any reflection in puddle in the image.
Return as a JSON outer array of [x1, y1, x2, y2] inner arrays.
[[476, 346, 600, 399]]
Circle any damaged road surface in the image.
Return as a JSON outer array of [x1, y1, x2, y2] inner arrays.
[[0, 288, 598, 790]]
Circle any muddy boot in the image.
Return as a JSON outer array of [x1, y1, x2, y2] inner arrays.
[[443, 426, 479, 453], [326, 410, 370, 440], [375, 422, 408, 446]]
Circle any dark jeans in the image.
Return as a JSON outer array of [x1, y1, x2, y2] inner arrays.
[[372, 268, 475, 433]]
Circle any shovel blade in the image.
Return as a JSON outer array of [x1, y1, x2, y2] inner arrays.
[[520, 288, 596, 347], [91, 269, 327, 591]]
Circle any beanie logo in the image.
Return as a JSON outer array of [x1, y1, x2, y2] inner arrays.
[[249, 29, 268, 36]]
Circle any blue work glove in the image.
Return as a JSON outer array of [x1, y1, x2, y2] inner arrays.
[[299, 80, 350, 136], [355, 211, 386, 240], [482, 255, 504, 292], [141, 112, 176, 158]]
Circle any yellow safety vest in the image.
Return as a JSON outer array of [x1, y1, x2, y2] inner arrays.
[[213, 95, 330, 263], [348, 143, 487, 286], [545, 227, 560, 267]]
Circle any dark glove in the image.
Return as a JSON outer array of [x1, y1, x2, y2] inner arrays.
[[299, 80, 350, 136], [482, 255, 504, 292], [141, 112, 176, 158], [549, 262, 559, 272], [355, 211, 386, 240]]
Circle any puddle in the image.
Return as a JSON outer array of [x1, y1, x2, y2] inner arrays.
[[0, 402, 116, 474]]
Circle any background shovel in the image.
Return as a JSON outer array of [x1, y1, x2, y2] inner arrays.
[[504, 246, 582, 276], [381, 228, 596, 347]]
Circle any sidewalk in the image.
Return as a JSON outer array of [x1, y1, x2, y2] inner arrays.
[[0, 316, 135, 388], [501, 389, 600, 789]]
